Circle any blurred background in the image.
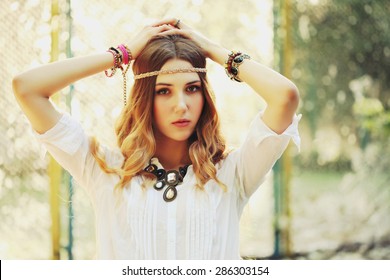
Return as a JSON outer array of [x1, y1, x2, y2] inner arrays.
[[1, 0, 389, 259]]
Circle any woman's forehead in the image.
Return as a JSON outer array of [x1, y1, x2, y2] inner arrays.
[[155, 59, 200, 85]]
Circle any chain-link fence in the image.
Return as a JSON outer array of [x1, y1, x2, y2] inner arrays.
[[1, 0, 389, 259]]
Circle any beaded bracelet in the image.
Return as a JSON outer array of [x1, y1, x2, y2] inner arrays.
[[105, 49, 122, 77], [225, 51, 250, 82], [105, 44, 133, 106], [109, 47, 122, 64], [225, 51, 241, 75]]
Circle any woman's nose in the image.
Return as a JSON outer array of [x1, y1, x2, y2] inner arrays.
[[173, 92, 188, 113]]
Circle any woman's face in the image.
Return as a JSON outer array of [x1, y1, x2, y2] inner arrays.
[[153, 59, 204, 144]]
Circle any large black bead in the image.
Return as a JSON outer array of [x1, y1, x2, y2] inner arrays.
[[179, 165, 188, 177], [234, 56, 244, 63], [156, 169, 166, 180], [231, 67, 238, 76]]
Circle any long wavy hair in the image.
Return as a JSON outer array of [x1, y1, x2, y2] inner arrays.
[[90, 35, 227, 190]]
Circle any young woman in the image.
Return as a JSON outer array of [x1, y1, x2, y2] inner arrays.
[[12, 18, 301, 259]]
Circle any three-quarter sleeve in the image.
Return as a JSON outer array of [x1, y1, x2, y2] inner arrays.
[[33, 113, 111, 198], [235, 111, 301, 199]]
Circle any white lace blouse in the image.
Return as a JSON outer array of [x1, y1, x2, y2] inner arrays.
[[35, 111, 301, 259]]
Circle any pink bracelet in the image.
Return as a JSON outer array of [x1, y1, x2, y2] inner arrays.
[[117, 44, 129, 65]]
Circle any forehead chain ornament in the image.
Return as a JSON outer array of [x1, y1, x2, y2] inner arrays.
[[134, 67, 207, 80], [144, 160, 190, 202]]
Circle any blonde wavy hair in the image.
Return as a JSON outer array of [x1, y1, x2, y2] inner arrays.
[[90, 35, 227, 190]]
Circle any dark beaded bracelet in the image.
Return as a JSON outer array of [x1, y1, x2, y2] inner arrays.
[[224, 51, 241, 76], [225, 51, 250, 82], [230, 53, 251, 82]]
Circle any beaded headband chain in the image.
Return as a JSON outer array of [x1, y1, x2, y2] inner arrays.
[[134, 68, 207, 80]]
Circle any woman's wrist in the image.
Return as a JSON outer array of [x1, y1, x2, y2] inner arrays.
[[206, 44, 230, 66]]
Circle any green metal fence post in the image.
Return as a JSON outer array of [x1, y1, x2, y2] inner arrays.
[[64, 0, 74, 260], [49, 0, 62, 260], [272, 0, 293, 259]]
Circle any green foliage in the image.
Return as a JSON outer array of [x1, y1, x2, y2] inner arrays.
[[354, 102, 390, 141], [292, 0, 390, 167], [293, 0, 389, 116]]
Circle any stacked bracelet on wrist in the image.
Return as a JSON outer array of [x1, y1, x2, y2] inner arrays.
[[105, 44, 133, 106], [105, 48, 122, 77], [224, 51, 250, 82]]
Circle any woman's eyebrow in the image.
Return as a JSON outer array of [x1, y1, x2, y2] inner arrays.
[[186, 80, 201, 85], [155, 80, 201, 86], [155, 82, 171, 86]]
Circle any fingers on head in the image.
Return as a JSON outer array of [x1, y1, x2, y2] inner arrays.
[[159, 24, 174, 32], [160, 29, 187, 38], [152, 18, 177, 27]]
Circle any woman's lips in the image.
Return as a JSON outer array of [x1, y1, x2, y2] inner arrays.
[[172, 120, 190, 127]]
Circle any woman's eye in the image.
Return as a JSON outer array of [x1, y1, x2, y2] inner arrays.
[[155, 88, 169, 95], [187, 85, 201, 93]]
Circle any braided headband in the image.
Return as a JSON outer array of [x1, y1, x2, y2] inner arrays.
[[134, 68, 207, 80]]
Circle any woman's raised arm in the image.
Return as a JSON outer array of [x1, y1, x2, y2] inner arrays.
[[158, 18, 300, 134], [12, 53, 114, 134], [208, 45, 300, 134], [12, 22, 175, 134]]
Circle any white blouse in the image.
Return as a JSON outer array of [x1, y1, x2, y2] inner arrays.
[[35, 111, 301, 259]]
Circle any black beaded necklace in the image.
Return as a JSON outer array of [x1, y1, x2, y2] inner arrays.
[[144, 160, 190, 202]]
